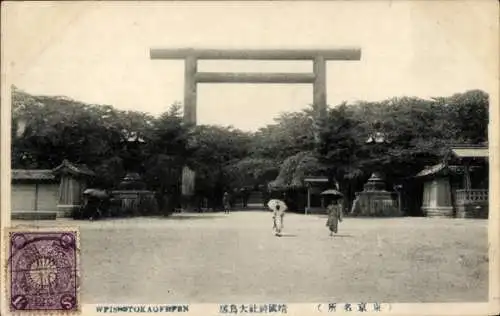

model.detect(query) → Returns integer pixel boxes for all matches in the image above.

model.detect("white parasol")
[83,189,108,199]
[267,199,287,212]
[320,189,343,198]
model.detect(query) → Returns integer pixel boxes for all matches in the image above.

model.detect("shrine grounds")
[15,211,488,303]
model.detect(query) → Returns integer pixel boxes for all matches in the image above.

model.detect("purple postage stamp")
[7,229,80,313]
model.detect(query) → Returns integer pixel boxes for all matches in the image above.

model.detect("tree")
[269,151,327,189]
[317,103,365,181]
[186,125,252,206]
[12,86,489,213]
[437,90,489,144]
[11,87,154,188]
[142,104,190,195]
[251,108,315,161]
[223,158,279,190]
[354,97,448,179]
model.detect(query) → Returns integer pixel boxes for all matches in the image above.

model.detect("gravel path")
[13,211,488,303]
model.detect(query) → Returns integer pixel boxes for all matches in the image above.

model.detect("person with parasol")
[267,197,287,236]
[321,188,344,237]
[82,188,109,220]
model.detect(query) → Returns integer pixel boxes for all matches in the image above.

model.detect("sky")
[3,1,498,131]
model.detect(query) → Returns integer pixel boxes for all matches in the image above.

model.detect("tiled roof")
[12,169,55,181]
[52,159,95,177]
[451,147,488,158]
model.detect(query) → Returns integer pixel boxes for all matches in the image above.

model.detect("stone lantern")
[112,130,157,215]
[118,130,146,190]
[351,125,400,217]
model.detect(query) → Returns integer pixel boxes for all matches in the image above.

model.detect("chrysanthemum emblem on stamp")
[6,229,80,314]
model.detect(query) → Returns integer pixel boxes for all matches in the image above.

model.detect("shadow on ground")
[162,215,224,220]
[90,214,227,221]
[277,233,298,237]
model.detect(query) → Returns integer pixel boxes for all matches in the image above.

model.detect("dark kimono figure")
[223,192,231,214]
[81,195,102,220]
[326,199,343,236]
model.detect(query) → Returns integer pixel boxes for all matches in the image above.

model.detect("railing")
[455,189,488,205]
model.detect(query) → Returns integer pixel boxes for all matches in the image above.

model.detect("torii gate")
[150,47,362,197]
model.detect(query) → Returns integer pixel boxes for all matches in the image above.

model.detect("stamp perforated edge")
[4,226,81,316]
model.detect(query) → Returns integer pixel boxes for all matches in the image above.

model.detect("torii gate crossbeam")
[150,48,362,124]
[150,47,362,198]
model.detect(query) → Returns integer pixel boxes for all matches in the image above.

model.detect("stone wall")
[110,190,159,216]
[423,206,454,218]
[456,202,488,219]
[11,183,59,220]
[352,191,399,217]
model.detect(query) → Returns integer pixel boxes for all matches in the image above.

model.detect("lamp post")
[118,130,146,190]
[363,123,390,192]
[354,123,400,216]
[112,129,159,216]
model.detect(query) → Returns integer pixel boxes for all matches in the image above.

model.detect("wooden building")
[416,163,454,217]
[304,177,329,214]
[416,146,488,218]
[11,160,95,219]
[11,169,59,220]
[52,159,96,217]
[448,146,488,218]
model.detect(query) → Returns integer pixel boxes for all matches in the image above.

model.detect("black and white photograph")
[1,1,499,315]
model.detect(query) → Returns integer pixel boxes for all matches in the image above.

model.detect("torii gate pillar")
[184,55,198,124]
[150,48,362,199]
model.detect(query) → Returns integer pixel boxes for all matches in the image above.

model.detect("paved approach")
[15,211,488,303]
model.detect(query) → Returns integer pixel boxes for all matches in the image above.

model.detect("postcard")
[1,1,499,315]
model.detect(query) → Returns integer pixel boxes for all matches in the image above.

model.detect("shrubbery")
[13,86,488,216]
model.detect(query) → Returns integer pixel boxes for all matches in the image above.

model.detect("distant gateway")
[149,47,362,196]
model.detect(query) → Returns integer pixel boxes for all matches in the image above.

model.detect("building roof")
[415,163,447,178]
[12,169,56,181]
[451,147,488,158]
[52,159,95,177]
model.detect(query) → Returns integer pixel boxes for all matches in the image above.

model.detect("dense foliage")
[11,85,489,213]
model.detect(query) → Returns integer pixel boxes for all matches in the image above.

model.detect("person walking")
[326,199,343,237]
[223,192,231,214]
[268,198,287,236]
[273,205,285,236]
